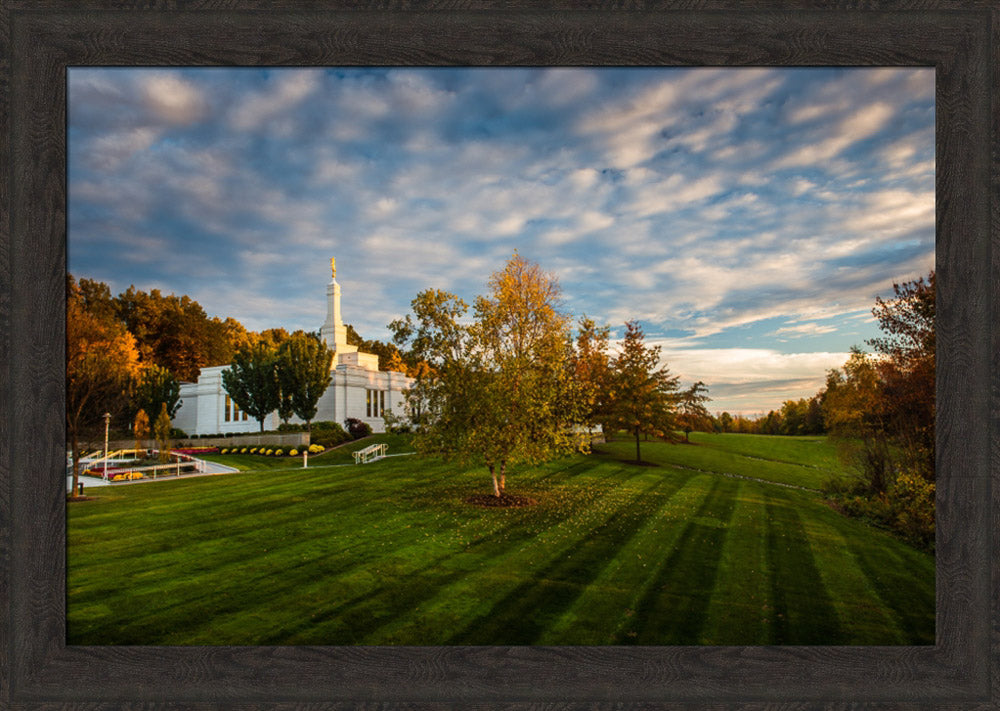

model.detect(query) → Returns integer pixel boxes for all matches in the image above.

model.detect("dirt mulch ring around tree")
[464,493,538,508]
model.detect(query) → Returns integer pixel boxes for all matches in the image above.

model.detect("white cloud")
[771,322,838,337]
[773,102,895,169]
[142,74,206,124]
[229,70,319,131]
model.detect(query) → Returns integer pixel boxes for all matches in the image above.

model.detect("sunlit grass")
[67,434,933,645]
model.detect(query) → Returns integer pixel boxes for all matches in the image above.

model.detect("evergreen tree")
[133,409,150,454]
[677,381,712,442]
[154,402,173,463]
[607,321,679,463]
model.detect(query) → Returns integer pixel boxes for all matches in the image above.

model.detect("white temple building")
[172,259,412,435]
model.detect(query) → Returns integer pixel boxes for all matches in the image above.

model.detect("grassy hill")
[67,433,933,645]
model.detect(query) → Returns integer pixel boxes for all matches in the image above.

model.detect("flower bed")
[172,447,220,455]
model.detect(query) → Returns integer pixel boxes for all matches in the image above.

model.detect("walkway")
[68,458,239,491]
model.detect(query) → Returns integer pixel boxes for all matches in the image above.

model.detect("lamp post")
[103,412,111,481]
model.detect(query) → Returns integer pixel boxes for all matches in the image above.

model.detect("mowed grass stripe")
[799,509,910,644]
[280,468,661,644]
[153,463,660,645]
[444,474,683,645]
[764,493,842,644]
[690,432,844,472]
[598,439,831,490]
[537,472,715,644]
[67,435,934,645]
[699,481,774,644]
[624,475,740,644]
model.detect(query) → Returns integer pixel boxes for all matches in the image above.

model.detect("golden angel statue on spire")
[330,257,336,279]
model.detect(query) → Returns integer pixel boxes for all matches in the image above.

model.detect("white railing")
[84,449,205,482]
[353,443,387,464]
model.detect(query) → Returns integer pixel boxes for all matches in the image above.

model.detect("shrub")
[265,449,273,456]
[310,421,351,449]
[889,472,935,547]
[274,449,284,456]
[250,447,258,454]
[345,418,372,439]
[220,448,228,454]
[278,422,306,432]
[289,449,298,457]
[240,447,248,454]
[308,444,324,454]
[823,470,934,550]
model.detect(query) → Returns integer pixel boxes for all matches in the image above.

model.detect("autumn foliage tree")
[606,321,680,463]
[133,409,149,453]
[677,381,712,442]
[66,278,141,495]
[392,254,583,498]
[867,272,935,480]
[572,316,613,438]
[820,272,935,547]
[470,253,582,496]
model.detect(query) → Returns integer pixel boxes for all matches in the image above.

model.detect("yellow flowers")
[289,449,298,457]
[308,444,324,454]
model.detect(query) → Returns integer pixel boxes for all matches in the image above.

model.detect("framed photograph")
[3,3,995,708]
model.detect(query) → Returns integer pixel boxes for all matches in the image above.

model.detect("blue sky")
[68,67,934,415]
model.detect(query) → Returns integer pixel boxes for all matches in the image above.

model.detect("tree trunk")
[635,426,641,463]
[499,460,506,492]
[490,464,501,497]
[259,418,265,433]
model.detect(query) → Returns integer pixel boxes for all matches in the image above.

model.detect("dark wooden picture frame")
[2,4,995,708]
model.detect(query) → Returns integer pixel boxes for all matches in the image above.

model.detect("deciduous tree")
[277,332,334,434]
[133,409,150,454]
[133,363,182,423]
[573,316,613,438]
[221,342,280,432]
[470,253,581,495]
[392,254,583,498]
[67,281,141,495]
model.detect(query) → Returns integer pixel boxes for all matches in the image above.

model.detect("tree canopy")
[277,332,334,433]
[66,277,142,495]
[606,321,680,463]
[221,342,281,432]
[392,254,583,497]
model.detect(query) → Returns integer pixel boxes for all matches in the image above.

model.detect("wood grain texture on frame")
[1,3,995,708]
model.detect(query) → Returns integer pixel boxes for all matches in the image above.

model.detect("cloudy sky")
[68,67,934,415]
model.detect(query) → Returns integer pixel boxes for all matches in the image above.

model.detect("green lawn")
[67,434,934,646]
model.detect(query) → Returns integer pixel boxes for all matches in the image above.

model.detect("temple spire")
[319,257,356,357]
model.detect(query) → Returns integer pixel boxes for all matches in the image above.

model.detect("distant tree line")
[711,396,825,437]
